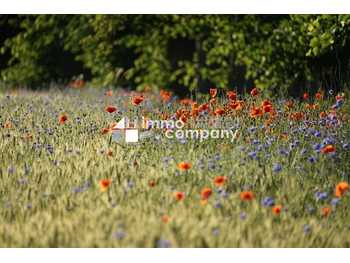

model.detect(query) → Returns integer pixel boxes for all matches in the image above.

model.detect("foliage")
[1,15,350,93]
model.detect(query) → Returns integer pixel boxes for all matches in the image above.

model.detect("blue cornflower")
[162,157,173,168]
[252,139,260,145]
[157,239,172,248]
[332,100,343,109]
[72,187,84,194]
[208,161,216,171]
[8,166,15,175]
[219,190,229,199]
[114,230,126,240]
[214,201,222,209]
[313,143,322,153]
[307,128,316,135]
[319,119,326,126]
[323,137,335,146]
[46,128,54,136]
[314,131,321,137]
[248,151,258,159]
[212,228,220,236]
[83,181,91,189]
[289,142,296,150]
[256,145,263,152]
[127,180,134,189]
[46,144,54,154]
[273,163,282,173]
[303,224,311,234]
[308,156,317,163]
[261,197,275,207]
[248,126,257,133]
[278,148,289,156]
[315,191,328,201]
[239,212,247,220]
[238,146,245,151]
[214,153,221,161]
[263,143,271,150]
[18,178,28,185]
[331,198,340,207]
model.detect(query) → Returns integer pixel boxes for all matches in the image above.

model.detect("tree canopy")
[1,15,350,95]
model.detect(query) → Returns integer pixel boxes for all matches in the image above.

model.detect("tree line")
[0,15,350,95]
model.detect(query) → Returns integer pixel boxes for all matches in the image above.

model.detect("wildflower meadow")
[1,87,349,247]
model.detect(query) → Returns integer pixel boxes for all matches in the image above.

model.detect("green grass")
[0,88,350,247]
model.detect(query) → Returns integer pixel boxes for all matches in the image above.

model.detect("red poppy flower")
[59,114,68,124]
[179,115,188,124]
[250,88,259,96]
[321,144,335,154]
[191,108,199,118]
[229,101,244,111]
[4,120,12,129]
[198,103,209,112]
[315,92,323,100]
[160,90,172,103]
[261,100,272,107]
[240,191,254,201]
[303,92,309,100]
[101,127,111,135]
[227,91,237,101]
[105,105,117,113]
[201,187,213,200]
[174,191,185,201]
[319,111,327,119]
[99,179,112,192]
[148,180,156,188]
[177,162,192,171]
[214,108,225,116]
[322,206,331,217]
[162,215,170,223]
[289,112,304,121]
[210,88,218,98]
[263,104,273,113]
[250,107,263,118]
[132,95,144,106]
[336,95,344,101]
[272,205,282,215]
[214,176,227,187]
[335,182,349,198]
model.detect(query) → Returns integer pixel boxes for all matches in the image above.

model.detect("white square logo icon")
[125,129,139,142]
